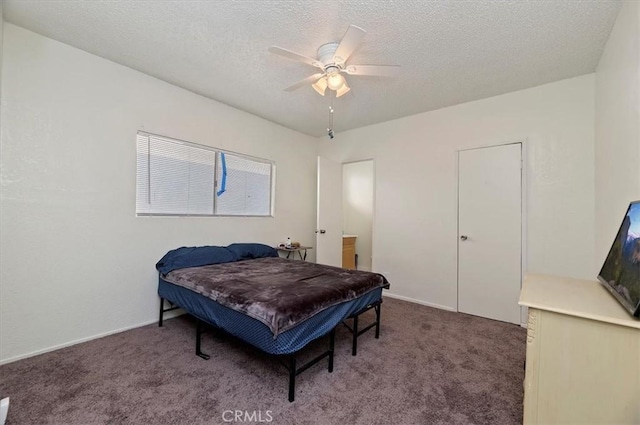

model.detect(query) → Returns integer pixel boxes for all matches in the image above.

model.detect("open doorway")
[342,160,374,271]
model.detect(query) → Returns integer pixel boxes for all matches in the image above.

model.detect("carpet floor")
[0,297,526,425]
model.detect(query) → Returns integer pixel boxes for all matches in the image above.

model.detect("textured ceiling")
[4,0,621,137]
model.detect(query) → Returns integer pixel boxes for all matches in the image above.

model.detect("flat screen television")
[598,200,640,318]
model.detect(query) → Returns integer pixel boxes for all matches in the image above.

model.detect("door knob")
[315,229,326,234]
[460,235,468,241]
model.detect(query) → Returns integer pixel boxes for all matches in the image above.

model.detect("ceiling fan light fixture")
[269,25,400,101]
[326,72,346,91]
[312,77,327,96]
[335,83,351,98]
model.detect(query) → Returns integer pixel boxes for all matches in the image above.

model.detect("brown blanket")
[162,257,389,336]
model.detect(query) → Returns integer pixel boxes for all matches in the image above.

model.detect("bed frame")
[194,317,335,402]
[342,299,382,356]
[158,295,384,401]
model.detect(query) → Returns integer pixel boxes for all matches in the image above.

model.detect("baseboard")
[382,292,457,312]
[0,310,184,366]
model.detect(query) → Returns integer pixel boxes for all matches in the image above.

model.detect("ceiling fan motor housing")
[317,42,342,68]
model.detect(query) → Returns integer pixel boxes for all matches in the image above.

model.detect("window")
[136,132,274,216]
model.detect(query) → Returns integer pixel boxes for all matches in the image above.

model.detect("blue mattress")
[159,278,383,355]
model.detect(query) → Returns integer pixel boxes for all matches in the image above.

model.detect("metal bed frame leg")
[352,315,359,356]
[196,320,211,360]
[375,303,381,339]
[288,356,296,402]
[329,328,335,372]
[341,299,383,356]
[158,297,180,327]
[159,298,164,327]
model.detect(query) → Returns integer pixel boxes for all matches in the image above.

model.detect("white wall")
[343,160,373,271]
[595,0,640,264]
[319,75,595,311]
[0,24,318,363]
[0,2,3,64]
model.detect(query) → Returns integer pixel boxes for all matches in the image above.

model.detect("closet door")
[458,143,522,324]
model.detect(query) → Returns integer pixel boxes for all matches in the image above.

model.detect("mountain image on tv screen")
[599,202,640,313]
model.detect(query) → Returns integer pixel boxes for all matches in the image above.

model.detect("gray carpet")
[0,298,526,425]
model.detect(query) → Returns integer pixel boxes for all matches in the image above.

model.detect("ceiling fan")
[269,25,400,98]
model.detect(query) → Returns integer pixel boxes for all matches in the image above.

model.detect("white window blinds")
[215,152,272,216]
[136,132,273,216]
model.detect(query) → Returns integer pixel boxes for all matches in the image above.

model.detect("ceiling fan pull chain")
[327,95,335,139]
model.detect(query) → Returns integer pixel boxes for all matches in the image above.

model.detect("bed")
[156,243,389,402]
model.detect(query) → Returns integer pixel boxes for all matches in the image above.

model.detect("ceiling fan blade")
[269,46,322,68]
[344,64,400,77]
[284,73,325,92]
[333,25,366,64]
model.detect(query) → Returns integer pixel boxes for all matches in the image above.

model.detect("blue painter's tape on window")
[216,152,227,197]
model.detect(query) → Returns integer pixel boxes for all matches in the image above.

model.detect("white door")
[316,156,343,267]
[458,143,522,324]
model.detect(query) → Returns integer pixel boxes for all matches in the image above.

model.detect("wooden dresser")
[342,236,357,269]
[519,274,640,424]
